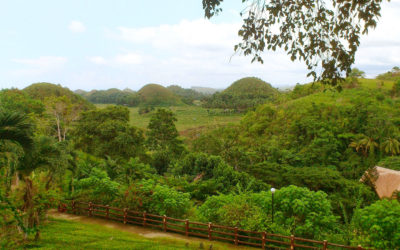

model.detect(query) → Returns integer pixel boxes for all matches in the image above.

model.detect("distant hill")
[74,89,88,95]
[167,85,206,105]
[191,86,222,95]
[376,66,400,82]
[24,82,92,108]
[76,88,139,107]
[204,77,279,110]
[138,84,182,106]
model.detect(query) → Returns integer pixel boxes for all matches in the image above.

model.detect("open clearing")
[95,104,243,132]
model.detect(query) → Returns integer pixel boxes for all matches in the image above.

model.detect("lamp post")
[271,187,276,223]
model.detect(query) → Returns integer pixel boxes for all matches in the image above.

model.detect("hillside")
[376,66,400,82]
[138,84,182,106]
[167,85,205,105]
[23,82,92,108]
[78,88,140,106]
[204,77,279,109]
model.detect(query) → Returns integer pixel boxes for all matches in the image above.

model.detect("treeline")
[1,76,400,249]
[77,84,207,107]
[75,77,281,111]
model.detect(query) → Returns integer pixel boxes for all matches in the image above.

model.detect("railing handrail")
[60,201,364,250]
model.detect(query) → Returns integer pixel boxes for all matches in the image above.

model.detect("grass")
[22,218,243,250]
[358,78,394,90]
[95,104,243,132]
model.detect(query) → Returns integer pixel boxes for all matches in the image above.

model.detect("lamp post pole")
[271,187,276,223]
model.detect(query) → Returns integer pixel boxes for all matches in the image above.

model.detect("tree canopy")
[202,0,387,87]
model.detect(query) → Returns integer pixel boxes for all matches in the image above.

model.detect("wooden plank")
[293,243,319,249]
[189,221,208,226]
[265,238,291,246]
[212,235,234,242]
[165,217,186,222]
[126,215,143,221]
[237,228,263,234]
[146,218,162,224]
[212,230,236,237]
[189,226,208,232]
[166,227,186,234]
[165,222,185,228]
[237,240,262,247]
[212,224,235,230]
[188,232,208,238]
[126,220,143,226]
[237,234,262,240]
[147,213,163,219]
[294,236,324,244]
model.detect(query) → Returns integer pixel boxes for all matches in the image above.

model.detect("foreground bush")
[352,199,400,249]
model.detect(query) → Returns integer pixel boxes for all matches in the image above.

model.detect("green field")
[22,218,243,249]
[95,104,243,132]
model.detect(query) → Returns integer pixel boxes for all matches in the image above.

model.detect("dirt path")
[48,210,249,249]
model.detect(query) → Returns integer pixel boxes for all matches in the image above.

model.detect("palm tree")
[19,135,66,240]
[0,111,33,150]
[381,137,400,156]
[349,134,378,157]
[0,111,33,190]
[0,111,34,238]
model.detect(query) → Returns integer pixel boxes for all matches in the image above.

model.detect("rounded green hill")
[223,77,278,97]
[204,77,279,109]
[23,82,92,108]
[138,84,182,106]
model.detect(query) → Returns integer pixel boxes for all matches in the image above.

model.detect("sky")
[1,0,400,91]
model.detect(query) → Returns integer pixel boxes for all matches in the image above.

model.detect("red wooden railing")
[59,201,364,250]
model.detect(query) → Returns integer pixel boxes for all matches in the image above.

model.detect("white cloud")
[117,19,239,51]
[68,21,86,33]
[81,3,400,90]
[12,56,67,76]
[114,53,142,65]
[351,1,400,76]
[88,56,107,65]
[87,53,143,66]
[13,56,67,68]
[111,19,310,88]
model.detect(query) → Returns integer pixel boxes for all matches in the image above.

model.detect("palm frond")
[0,110,33,150]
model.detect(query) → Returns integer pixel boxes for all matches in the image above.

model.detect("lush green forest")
[1,74,400,249]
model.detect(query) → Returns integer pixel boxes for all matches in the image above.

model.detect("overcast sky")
[1,0,399,91]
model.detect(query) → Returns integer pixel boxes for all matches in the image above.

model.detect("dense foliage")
[1,77,399,248]
[78,88,140,107]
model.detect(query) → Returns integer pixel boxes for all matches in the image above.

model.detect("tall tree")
[146,108,183,153]
[0,111,33,151]
[73,106,144,161]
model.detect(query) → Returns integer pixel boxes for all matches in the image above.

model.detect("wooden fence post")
[106,205,109,219]
[163,215,167,232]
[123,208,128,224]
[323,240,328,250]
[143,211,146,227]
[208,222,212,241]
[88,202,92,216]
[234,227,238,245]
[185,219,189,236]
[290,235,295,250]
[262,232,266,249]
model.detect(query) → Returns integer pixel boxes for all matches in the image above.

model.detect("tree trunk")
[55,113,62,142]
